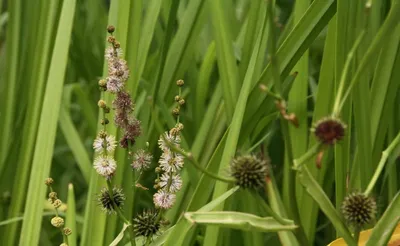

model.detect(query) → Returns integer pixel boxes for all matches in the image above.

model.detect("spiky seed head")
[51,216,64,228]
[107,25,115,34]
[341,192,376,227]
[63,227,72,236]
[133,210,161,238]
[312,117,346,145]
[97,187,125,214]
[45,178,54,186]
[230,155,269,189]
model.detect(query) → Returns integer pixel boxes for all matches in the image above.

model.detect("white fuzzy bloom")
[93,135,117,153]
[159,173,182,193]
[94,156,117,178]
[158,152,184,173]
[109,59,130,82]
[106,76,124,93]
[153,190,176,209]
[157,132,181,152]
[131,149,153,171]
[105,47,123,60]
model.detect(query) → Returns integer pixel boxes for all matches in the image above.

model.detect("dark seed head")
[341,192,376,228]
[97,187,125,214]
[107,25,115,34]
[230,155,269,189]
[312,117,346,145]
[133,210,161,238]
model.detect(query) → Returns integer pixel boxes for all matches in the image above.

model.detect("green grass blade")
[185,212,297,232]
[59,100,91,183]
[19,0,76,244]
[208,0,240,119]
[365,192,400,246]
[66,184,77,246]
[203,11,266,245]
[297,167,355,246]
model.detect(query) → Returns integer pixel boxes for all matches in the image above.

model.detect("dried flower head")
[97,187,125,214]
[341,192,376,228]
[51,216,64,228]
[133,210,161,238]
[107,25,115,34]
[159,173,182,193]
[230,155,269,189]
[312,117,346,145]
[94,156,117,178]
[93,134,117,153]
[153,190,176,209]
[131,149,153,171]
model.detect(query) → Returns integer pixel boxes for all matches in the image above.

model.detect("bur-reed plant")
[1,0,400,245]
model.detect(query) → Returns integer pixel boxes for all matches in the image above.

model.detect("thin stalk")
[106,181,135,246]
[354,226,361,244]
[293,143,322,169]
[266,1,309,245]
[164,136,235,184]
[364,131,400,196]
[332,30,365,116]
[251,191,293,225]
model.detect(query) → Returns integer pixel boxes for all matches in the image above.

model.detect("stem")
[354,226,361,244]
[106,181,136,246]
[364,131,400,196]
[165,137,236,183]
[293,143,322,169]
[252,191,293,225]
[266,1,309,245]
[332,31,365,116]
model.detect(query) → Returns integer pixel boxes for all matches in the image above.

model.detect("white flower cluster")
[104,46,130,94]
[153,130,184,209]
[93,133,117,179]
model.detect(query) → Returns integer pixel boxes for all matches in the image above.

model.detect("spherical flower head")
[159,173,182,193]
[53,199,62,208]
[45,177,54,186]
[51,216,64,228]
[97,187,125,214]
[133,210,161,238]
[153,190,176,209]
[106,76,124,94]
[93,134,117,153]
[158,152,184,173]
[312,117,346,145]
[63,227,72,236]
[158,132,181,152]
[94,156,117,178]
[230,155,269,189]
[341,192,376,228]
[131,149,153,171]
